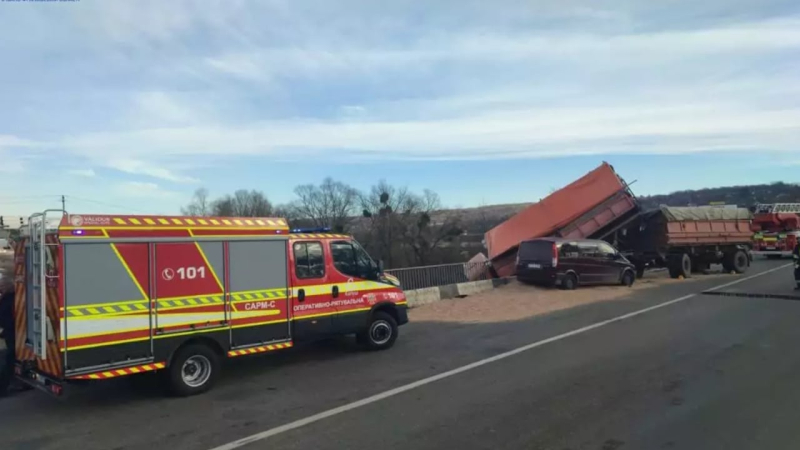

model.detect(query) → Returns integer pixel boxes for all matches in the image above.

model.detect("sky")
[0,0,798,216]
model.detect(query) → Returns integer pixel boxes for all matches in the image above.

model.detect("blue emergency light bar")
[291,227,332,234]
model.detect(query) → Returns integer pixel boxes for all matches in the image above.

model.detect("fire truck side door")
[290,240,333,340]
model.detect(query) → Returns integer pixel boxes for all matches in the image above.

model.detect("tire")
[668,254,691,279]
[168,344,220,397]
[621,270,635,287]
[732,250,749,274]
[359,312,398,351]
[561,273,578,290]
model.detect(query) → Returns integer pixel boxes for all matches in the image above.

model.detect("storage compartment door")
[63,243,152,371]
[229,240,290,348]
[154,242,226,335]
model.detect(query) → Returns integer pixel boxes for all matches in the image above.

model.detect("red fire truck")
[751,203,800,258]
[12,211,407,396]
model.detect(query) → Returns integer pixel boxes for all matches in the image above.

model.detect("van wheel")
[561,273,578,290]
[168,344,220,396]
[621,271,635,287]
[358,312,398,351]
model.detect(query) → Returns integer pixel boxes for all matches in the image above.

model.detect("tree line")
[181,178,470,269]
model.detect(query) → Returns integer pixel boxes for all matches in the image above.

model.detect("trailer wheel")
[168,344,220,396]
[668,254,691,279]
[358,312,398,351]
[561,273,578,290]
[732,250,749,274]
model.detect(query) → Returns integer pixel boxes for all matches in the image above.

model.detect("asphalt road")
[1,258,796,450]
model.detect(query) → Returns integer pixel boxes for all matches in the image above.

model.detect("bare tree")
[358,181,419,268]
[404,190,463,266]
[293,178,359,232]
[181,188,211,216]
[357,182,462,267]
[211,190,275,217]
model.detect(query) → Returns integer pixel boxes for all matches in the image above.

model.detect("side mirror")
[377,260,384,273]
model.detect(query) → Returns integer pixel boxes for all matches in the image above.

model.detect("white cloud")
[106,159,199,184]
[0,134,35,148]
[54,101,800,161]
[68,168,96,178]
[2,3,800,181]
[113,181,180,198]
[133,92,197,124]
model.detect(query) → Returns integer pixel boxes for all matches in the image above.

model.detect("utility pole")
[61,195,66,212]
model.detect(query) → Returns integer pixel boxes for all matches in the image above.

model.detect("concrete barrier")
[405,287,441,308]
[404,277,514,308]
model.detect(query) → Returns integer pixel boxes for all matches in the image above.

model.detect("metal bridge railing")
[385,261,492,291]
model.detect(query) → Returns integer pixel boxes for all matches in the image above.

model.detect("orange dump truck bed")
[484,162,637,277]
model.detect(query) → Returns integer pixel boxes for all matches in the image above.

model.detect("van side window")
[293,241,325,279]
[331,240,372,279]
[597,242,617,258]
[577,242,599,258]
[560,243,580,258]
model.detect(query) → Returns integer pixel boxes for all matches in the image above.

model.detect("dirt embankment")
[409,270,732,324]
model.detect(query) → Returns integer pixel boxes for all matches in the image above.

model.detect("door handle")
[298,288,305,302]
[332,286,339,298]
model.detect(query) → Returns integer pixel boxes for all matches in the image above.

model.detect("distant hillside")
[638,182,800,210]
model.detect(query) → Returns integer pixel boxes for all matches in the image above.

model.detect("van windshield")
[518,241,554,261]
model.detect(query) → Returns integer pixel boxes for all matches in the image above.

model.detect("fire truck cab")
[751,203,800,258]
[13,211,407,396]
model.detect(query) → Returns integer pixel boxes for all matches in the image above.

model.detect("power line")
[66,195,150,214]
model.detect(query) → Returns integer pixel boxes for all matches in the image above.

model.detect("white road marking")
[209,263,793,450]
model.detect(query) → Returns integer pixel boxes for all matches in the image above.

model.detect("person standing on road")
[793,242,800,290]
[0,258,16,396]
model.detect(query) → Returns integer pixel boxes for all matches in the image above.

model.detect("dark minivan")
[516,238,636,289]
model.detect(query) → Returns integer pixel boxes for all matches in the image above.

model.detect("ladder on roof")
[26,209,63,360]
[755,203,800,214]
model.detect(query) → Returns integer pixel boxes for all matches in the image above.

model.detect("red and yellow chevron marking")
[69,362,166,380]
[228,341,293,357]
[291,233,349,239]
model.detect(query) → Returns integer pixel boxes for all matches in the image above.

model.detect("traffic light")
[0,216,4,228]
[19,217,23,226]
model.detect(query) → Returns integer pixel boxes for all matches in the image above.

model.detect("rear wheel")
[358,312,398,351]
[668,254,691,279]
[168,344,220,396]
[621,270,635,287]
[561,273,578,290]
[732,250,749,274]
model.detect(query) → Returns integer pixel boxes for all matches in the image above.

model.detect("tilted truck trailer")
[751,203,800,258]
[606,206,753,279]
[12,211,407,397]
[484,162,640,277]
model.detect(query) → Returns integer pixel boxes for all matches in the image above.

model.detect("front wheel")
[358,312,398,351]
[168,344,220,396]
